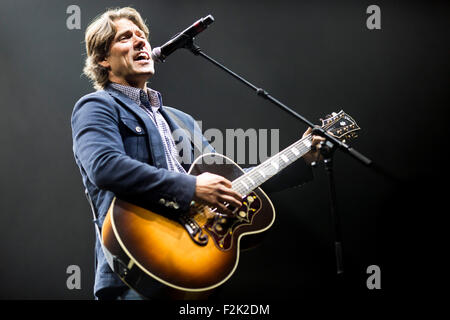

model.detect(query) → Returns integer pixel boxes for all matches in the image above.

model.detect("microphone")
[151,15,214,62]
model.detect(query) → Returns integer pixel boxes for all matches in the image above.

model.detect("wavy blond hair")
[83,7,150,90]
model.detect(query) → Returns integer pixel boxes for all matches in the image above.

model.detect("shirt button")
[159,198,165,205]
[135,126,142,133]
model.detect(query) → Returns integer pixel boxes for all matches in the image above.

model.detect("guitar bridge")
[179,213,209,246]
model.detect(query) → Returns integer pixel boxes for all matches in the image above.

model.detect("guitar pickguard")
[203,192,262,251]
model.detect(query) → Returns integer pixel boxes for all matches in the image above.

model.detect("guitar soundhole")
[204,192,261,251]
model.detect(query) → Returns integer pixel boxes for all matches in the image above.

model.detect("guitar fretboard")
[232,134,313,196]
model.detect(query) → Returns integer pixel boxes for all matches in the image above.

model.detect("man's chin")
[134,60,154,71]
[139,66,155,76]
[132,68,155,79]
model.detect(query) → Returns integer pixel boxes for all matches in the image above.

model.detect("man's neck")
[109,77,148,90]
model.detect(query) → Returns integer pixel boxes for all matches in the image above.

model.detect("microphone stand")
[316,139,344,275]
[181,37,374,276]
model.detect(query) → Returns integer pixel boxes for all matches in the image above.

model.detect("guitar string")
[192,117,342,223]
[193,134,313,224]
[232,134,313,195]
[232,116,341,195]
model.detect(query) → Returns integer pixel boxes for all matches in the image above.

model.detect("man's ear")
[98,57,110,69]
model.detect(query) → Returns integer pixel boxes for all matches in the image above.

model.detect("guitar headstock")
[321,110,360,142]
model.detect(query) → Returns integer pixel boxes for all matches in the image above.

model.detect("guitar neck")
[232,134,313,196]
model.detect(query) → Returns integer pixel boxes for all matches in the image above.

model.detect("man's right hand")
[194,172,243,215]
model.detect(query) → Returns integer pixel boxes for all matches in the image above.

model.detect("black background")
[0,0,447,304]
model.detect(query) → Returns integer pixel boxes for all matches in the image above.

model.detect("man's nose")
[133,35,146,50]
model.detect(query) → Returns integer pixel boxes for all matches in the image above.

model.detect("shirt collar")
[109,82,162,109]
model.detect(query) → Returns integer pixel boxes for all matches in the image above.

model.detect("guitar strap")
[85,189,101,240]
[85,189,117,276]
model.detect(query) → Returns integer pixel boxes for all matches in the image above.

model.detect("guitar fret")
[302,139,312,148]
[271,161,279,170]
[229,111,360,209]
[232,135,314,196]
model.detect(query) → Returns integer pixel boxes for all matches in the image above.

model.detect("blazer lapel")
[159,106,195,170]
[105,86,168,169]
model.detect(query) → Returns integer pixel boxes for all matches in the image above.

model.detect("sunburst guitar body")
[102,154,274,298]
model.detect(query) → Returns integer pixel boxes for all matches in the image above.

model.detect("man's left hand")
[302,127,326,166]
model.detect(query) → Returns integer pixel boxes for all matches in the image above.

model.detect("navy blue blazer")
[71,84,313,299]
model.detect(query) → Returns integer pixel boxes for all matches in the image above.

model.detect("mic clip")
[183,38,202,55]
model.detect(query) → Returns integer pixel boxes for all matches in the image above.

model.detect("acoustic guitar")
[101,110,360,298]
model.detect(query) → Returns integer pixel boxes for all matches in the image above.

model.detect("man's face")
[100,18,154,88]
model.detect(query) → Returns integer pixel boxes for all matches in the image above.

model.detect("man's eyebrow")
[115,28,145,40]
[115,29,132,40]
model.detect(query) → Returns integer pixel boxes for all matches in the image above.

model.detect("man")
[72,7,324,300]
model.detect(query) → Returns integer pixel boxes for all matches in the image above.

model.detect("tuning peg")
[345,132,358,140]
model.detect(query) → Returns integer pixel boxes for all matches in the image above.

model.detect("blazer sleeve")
[71,93,197,214]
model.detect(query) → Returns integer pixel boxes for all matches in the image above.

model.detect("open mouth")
[134,51,150,62]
